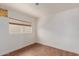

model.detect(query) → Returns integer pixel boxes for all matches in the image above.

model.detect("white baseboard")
[2,41,36,56]
[37,41,79,54]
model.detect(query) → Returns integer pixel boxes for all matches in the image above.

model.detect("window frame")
[9,17,32,34]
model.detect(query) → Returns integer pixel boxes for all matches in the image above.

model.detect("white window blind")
[9,18,32,34]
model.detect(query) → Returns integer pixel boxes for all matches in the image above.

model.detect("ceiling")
[0,3,79,18]
[36,3,79,13]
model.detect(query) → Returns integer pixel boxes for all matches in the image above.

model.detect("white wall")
[0,9,36,55]
[9,34,34,52]
[37,8,79,54]
[0,17,9,55]
[8,10,36,55]
[8,10,34,22]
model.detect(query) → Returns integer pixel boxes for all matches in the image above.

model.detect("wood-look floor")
[5,43,79,56]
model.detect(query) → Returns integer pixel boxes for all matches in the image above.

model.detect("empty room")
[0,3,79,56]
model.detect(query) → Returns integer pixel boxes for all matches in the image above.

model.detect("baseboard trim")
[37,41,79,55]
[3,42,36,56]
[2,41,79,56]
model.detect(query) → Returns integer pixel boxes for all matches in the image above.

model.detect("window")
[9,18,32,34]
